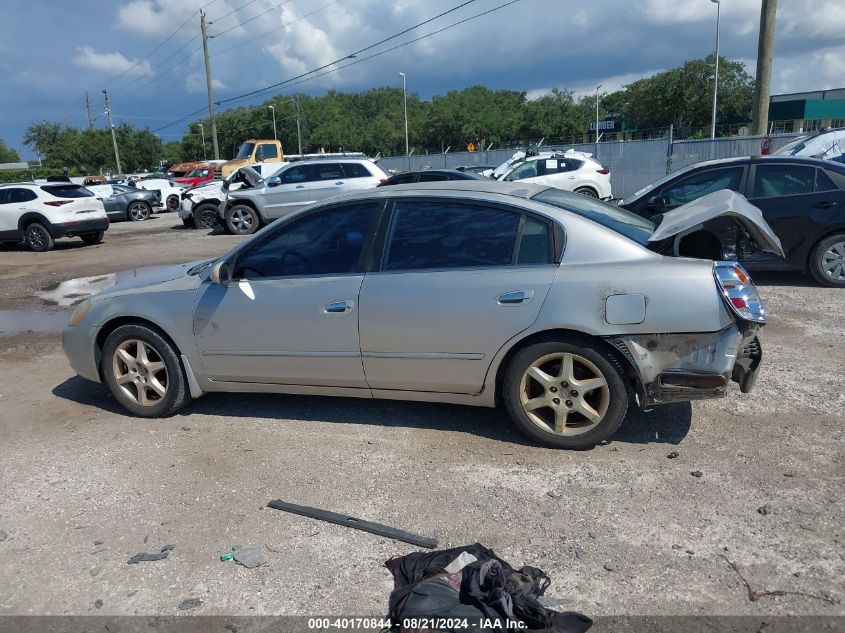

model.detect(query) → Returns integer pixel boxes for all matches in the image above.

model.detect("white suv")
[220,158,388,234]
[496,151,612,199]
[0,183,109,251]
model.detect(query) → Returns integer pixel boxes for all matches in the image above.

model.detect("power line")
[213,0,341,56]
[211,0,295,38]
[208,0,261,24]
[217,0,480,107]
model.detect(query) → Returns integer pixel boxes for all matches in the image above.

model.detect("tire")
[226,204,260,235]
[808,233,845,287]
[502,338,628,449]
[574,187,598,198]
[166,195,180,212]
[193,203,220,229]
[101,324,190,418]
[127,201,151,222]
[24,222,54,252]
[81,231,104,245]
[182,218,193,228]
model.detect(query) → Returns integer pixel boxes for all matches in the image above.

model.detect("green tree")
[0,139,20,162]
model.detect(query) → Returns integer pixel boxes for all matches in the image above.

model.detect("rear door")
[302,163,350,203]
[0,188,19,236]
[358,198,558,394]
[746,162,845,264]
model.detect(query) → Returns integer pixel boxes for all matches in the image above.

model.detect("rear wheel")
[503,338,628,449]
[226,204,260,235]
[574,187,598,198]
[101,324,189,418]
[81,231,104,245]
[128,201,151,222]
[166,194,180,212]
[25,222,54,252]
[809,233,845,287]
[193,203,220,229]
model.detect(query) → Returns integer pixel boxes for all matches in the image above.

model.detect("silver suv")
[219,158,388,234]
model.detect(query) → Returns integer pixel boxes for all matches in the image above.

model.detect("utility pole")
[595,84,602,157]
[710,0,721,139]
[268,105,277,141]
[200,10,220,159]
[294,97,303,157]
[102,89,122,175]
[751,0,777,136]
[85,92,95,129]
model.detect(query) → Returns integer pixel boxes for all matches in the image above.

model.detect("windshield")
[187,168,209,178]
[235,142,255,159]
[533,188,655,246]
[773,136,809,156]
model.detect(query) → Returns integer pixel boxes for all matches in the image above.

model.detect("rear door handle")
[814,201,837,209]
[296,184,305,189]
[497,290,534,305]
[322,300,354,314]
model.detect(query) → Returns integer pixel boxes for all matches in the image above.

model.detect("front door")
[359,199,558,394]
[193,201,381,386]
[262,164,318,219]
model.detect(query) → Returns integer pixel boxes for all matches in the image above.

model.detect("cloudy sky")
[2,0,844,158]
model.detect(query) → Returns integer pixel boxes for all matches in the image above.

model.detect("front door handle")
[296,184,305,189]
[497,290,534,305]
[334,181,345,185]
[814,201,837,209]
[322,300,354,314]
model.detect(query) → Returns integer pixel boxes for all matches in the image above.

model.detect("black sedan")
[87,184,160,222]
[621,156,845,287]
[379,168,488,186]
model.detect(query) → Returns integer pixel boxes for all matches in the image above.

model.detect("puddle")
[0,309,68,336]
[35,274,117,307]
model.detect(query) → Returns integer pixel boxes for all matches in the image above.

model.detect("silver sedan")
[62,182,779,448]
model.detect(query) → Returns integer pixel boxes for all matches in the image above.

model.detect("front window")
[279,164,314,184]
[235,142,255,159]
[232,203,379,278]
[383,202,521,271]
[187,168,210,178]
[533,189,654,246]
[662,167,744,206]
[504,161,539,181]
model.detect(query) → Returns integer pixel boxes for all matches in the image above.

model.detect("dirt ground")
[0,215,843,618]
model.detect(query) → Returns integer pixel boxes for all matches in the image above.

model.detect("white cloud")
[72,46,152,76]
[185,73,227,94]
[773,45,845,94]
[116,0,209,36]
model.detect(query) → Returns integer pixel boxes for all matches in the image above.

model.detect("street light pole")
[710,0,721,139]
[399,72,409,156]
[199,123,206,161]
[268,105,277,141]
[595,84,602,157]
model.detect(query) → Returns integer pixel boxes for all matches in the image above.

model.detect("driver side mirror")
[647,194,668,209]
[267,176,281,188]
[209,260,232,285]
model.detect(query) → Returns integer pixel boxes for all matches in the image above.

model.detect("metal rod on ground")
[710,0,721,139]
[751,0,777,136]
[267,499,438,548]
[200,10,220,160]
[102,90,122,175]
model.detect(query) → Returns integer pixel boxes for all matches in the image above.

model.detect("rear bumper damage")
[608,324,762,408]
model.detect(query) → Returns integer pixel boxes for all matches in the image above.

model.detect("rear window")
[342,163,373,179]
[533,189,655,246]
[40,184,94,199]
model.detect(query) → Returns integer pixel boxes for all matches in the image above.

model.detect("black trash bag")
[385,543,592,633]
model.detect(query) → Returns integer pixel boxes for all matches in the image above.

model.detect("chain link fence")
[375,131,806,199]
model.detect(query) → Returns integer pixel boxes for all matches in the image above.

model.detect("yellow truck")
[214,139,285,179]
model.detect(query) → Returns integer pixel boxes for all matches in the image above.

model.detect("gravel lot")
[0,215,843,618]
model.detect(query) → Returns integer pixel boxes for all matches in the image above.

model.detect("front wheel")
[226,205,260,235]
[193,203,220,229]
[503,338,628,449]
[808,233,845,287]
[101,324,190,418]
[81,231,104,245]
[166,195,180,212]
[25,222,54,252]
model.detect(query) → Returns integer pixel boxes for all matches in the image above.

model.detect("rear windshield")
[533,189,654,246]
[40,184,94,199]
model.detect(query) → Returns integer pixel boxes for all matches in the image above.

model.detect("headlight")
[68,299,91,326]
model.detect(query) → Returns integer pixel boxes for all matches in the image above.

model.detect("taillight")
[596,168,610,175]
[44,200,73,207]
[713,262,766,323]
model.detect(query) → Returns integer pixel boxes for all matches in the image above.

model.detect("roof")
[339,179,549,199]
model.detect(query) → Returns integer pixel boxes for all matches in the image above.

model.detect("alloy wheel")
[128,202,149,221]
[198,208,217,228]
[231,208,254,232]
[27,225,48,249]
[519,352,610,436]
[112,339,169,406]
[821,240,845,282]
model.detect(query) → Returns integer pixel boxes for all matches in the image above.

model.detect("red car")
[171,163,214,188]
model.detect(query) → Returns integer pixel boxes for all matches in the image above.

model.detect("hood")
[92,259,210,299]
[649,189,784,257]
